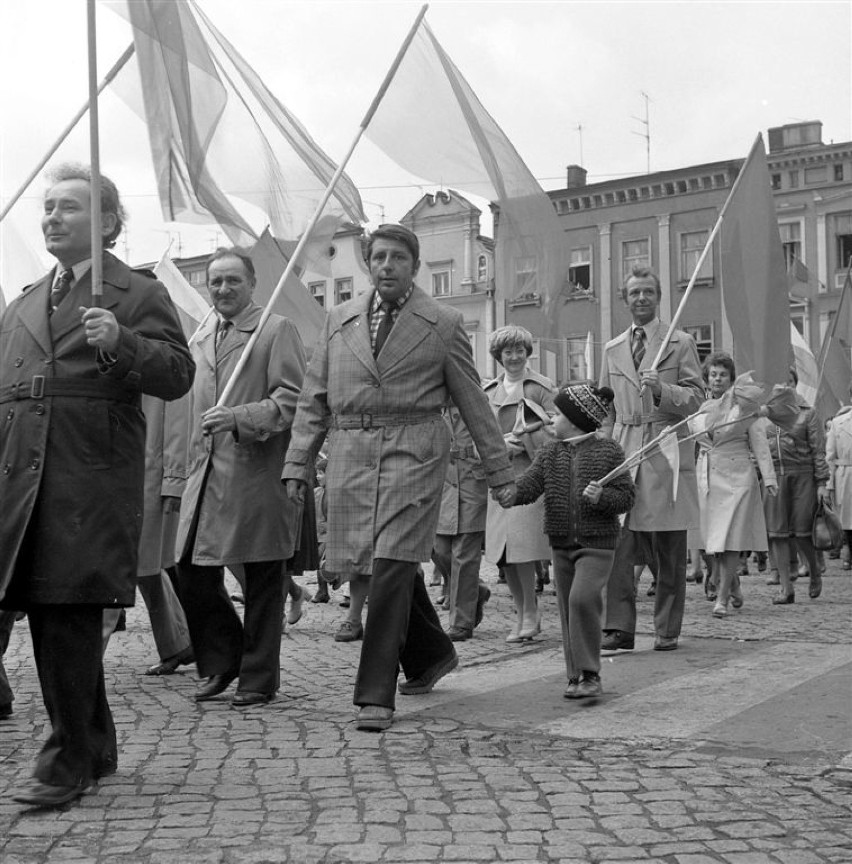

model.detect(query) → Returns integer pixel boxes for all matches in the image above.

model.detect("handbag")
[812,499,844,551]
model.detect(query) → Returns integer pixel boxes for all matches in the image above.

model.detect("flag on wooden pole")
[108,0,366,261]
[790,323,819,407]
[815,263,852,419]
[719,134,791,386]
[363,16,568,333]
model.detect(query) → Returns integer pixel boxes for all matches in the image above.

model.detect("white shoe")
[287,587,311,625]
[712,601,728,618]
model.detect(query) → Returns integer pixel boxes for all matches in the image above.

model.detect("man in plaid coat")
[283,224,514,731]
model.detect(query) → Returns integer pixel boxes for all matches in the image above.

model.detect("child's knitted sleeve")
[591,440,635,516]
[513,444,549,506]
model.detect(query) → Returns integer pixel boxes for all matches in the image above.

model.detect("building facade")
[511,121,852,388]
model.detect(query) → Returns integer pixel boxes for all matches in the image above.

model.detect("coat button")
[35,404,45,415]
[30,459,40,470]
[14,358,23,367]
[5,409,13,421]
[2,464,10,474]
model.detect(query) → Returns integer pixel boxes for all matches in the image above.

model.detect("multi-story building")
[401,190,495,377]
[511,120,851,387]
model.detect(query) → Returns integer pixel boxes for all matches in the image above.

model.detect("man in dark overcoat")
[283,224,515,732]
[0,165,194,807]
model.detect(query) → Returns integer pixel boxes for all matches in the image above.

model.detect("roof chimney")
[565,164,587,189]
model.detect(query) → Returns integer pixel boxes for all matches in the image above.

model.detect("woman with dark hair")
[762,369,830,604]
[483,325,555,642]
[692,352,777,618]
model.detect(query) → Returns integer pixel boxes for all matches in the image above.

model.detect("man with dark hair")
[598,265,704,653]
[0,164,194,807]
[283,224,515,731]
[176,247,306,707]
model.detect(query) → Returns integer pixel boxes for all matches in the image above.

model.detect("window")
[187,268,206,287]
[515,256,538,297]
[805,166,827,185]
[477,255,488,283]
[622,238,650,282]
[568,247,592,293]
[334,278,352,305]
[564,336,591,383]
[683,324,713,363]
[309,281,326,307]
[778,222,802,271]
[432,270,451,297]
[835,213,852,272]
[679,231,712,282]
[835,164,845,182]
[789,170,799,188]
[771,173,781,190]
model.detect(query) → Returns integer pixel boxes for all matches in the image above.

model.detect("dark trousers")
[604,528,687,638]
[354,559,455,710]
[0,609,17,709]
[432,531,484,632]
[177,559,284,695]
[552,546,613,678]
[28,605,117,787]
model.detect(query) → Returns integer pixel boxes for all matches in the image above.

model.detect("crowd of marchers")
[1,164,850,809]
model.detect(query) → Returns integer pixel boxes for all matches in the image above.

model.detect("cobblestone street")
[2,558,851,864]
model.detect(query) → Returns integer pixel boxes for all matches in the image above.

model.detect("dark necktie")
[632,326,646,370]
[373,300,395,358]
[216,319,232,354]
[50,268,74,314]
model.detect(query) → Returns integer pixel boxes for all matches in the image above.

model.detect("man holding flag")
[0,164,194,808]
[599,266,704,653]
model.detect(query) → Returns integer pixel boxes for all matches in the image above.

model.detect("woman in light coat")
[484,325,555,642]
[826,390,852,569]
[692,353,777,618]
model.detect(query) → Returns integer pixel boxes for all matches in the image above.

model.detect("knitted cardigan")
[514,435,635,549]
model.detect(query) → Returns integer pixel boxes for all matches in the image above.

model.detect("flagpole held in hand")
[215,5,429,408]
[87,0,103,307]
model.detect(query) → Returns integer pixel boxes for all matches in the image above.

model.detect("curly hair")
[489,325,533,364]
[702,351,736,383]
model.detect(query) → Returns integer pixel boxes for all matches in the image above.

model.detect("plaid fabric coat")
[282,286,513,577]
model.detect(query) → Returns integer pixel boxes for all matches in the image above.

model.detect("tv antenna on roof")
[632,91,651,174]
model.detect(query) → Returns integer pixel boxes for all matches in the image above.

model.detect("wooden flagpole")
[641,134,763,393]
[87,0,104,306]
[215,4,429,408]
[0,44,135,226]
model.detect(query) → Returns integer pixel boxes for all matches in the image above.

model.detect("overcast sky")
[1,0,850,283]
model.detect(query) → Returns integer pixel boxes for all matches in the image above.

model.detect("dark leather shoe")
[232,691,273,706]
[195,671,238,702]
[398,651,458,695]
[447,626,472,642]
[145,648,194,676]
[600,630,634,652]
[13,781,86,807]
[772,592,795,605]
[475,585,491,627]
[0,704,12,720]
[654,636,678,651]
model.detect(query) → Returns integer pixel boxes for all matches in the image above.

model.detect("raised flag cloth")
[107,0,366,261]
[363,17,569,334]
[815,263,852,420]
[719,135,791,387]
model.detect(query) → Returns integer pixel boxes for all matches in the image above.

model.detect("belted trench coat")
[0,253,194,607]
[599,323,704,532]
[282,286,513,577]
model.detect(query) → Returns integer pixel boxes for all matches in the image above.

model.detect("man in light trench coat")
[598,265,704,652]
[283,224,515,732]
[176,247,306,707]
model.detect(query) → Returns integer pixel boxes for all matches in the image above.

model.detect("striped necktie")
[50,268,74,314]
[373,300,395,357]
[631,326,646,370]
[216,319,232,354]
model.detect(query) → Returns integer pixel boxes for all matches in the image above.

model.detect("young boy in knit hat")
[508,383,635,698]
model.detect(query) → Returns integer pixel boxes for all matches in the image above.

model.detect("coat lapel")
[16,272,54,356]
[611,330,640,387]
[50,253,127,345]
[339,292,376,377]
[376,288,434,374]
